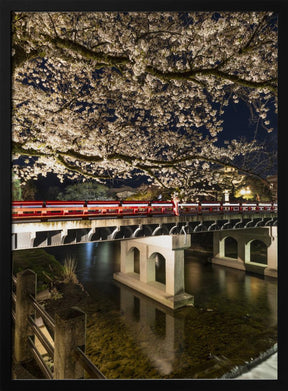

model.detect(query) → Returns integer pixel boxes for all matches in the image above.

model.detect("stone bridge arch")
[149,252,166,285]
[219,234,239,259]
[125,241,170,287]
[211,227,277,277]
[123,244,143,275]
[115,235,194,309]
[245,239,268,265]
[126,246,140,273]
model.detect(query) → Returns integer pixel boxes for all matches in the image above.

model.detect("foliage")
[12,176,40,201]
[57,181,114,200]
[44,185,62,201]
[125,184,171,200]
[11,11,277,199]
[12,175,22,200]
[12,249,64,292]
[50,287,63,300]
[62,256,78,284]
[21,179,38,200]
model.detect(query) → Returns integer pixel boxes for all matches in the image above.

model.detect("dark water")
[45,240,277,379]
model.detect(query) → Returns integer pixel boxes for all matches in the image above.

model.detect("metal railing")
[12,271,106,379]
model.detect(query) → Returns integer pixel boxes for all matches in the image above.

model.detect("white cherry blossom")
[12,11,277,198]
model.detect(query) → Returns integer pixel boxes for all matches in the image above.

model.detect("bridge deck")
[12,211,277,251]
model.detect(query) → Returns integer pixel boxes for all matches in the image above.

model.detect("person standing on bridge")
[172,194,180,216]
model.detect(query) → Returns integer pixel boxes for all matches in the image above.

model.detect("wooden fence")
[12,269,106,379]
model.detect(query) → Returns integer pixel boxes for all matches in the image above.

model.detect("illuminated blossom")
[11,11,277,197]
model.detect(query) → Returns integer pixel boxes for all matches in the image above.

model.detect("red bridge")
[12,200,277,222]
[11,200,278,308]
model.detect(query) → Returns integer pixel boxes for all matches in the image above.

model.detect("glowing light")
[240,187,251,196]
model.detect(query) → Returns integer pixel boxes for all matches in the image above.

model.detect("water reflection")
[45,241,277,377]
[184,252,277,328]
[47,241,120,301]
[46,242,277,329]
[117,283,184,375]
[84,241,96,264]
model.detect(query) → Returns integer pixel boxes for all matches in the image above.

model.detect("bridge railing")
[12,200,278,221]
[12,269,106,379]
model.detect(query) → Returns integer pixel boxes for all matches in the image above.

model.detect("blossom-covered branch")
[12,11,278,198]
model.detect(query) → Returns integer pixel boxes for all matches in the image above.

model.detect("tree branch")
[55,155,110,180]
[145,65,277,94]
[12,141,270,187]
[43,34,130,67]
[12,45,45,73]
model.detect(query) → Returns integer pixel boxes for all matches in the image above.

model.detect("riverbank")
[235,351,277,379]
[12,279,278,380]
[12,246,277,380]
[222,343,277,379]
[12,249,63,292]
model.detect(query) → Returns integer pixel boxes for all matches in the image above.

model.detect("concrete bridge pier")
[212,231,246,272]
[264,227,278,278]
[211,227,277,278]
[113,235,194,310]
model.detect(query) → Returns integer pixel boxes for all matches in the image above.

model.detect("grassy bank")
[12,249,64,292]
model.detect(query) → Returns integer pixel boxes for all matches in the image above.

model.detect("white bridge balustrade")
[114,235,194,310]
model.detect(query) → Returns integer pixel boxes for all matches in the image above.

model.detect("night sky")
[219,100,277,146]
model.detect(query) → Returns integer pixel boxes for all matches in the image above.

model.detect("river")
[45,238,277,379]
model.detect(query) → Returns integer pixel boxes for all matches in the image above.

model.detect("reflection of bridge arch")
[118,283,185,375]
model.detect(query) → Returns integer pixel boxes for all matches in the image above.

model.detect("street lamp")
[223,189,230,202]
[239,187,251,199]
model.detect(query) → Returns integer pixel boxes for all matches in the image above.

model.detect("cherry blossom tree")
[11,11,278,200]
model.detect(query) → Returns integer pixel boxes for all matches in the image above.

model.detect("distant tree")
[12,176,22,200]
[125,184,172,200]
[12,175,39,201]
[45,185,62,201]
[21,180,38,200]
[57,181,114,200]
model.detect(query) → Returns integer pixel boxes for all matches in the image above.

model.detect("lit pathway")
[236,353,277,379]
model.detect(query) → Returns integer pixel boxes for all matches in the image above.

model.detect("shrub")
[63,256,78,284]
